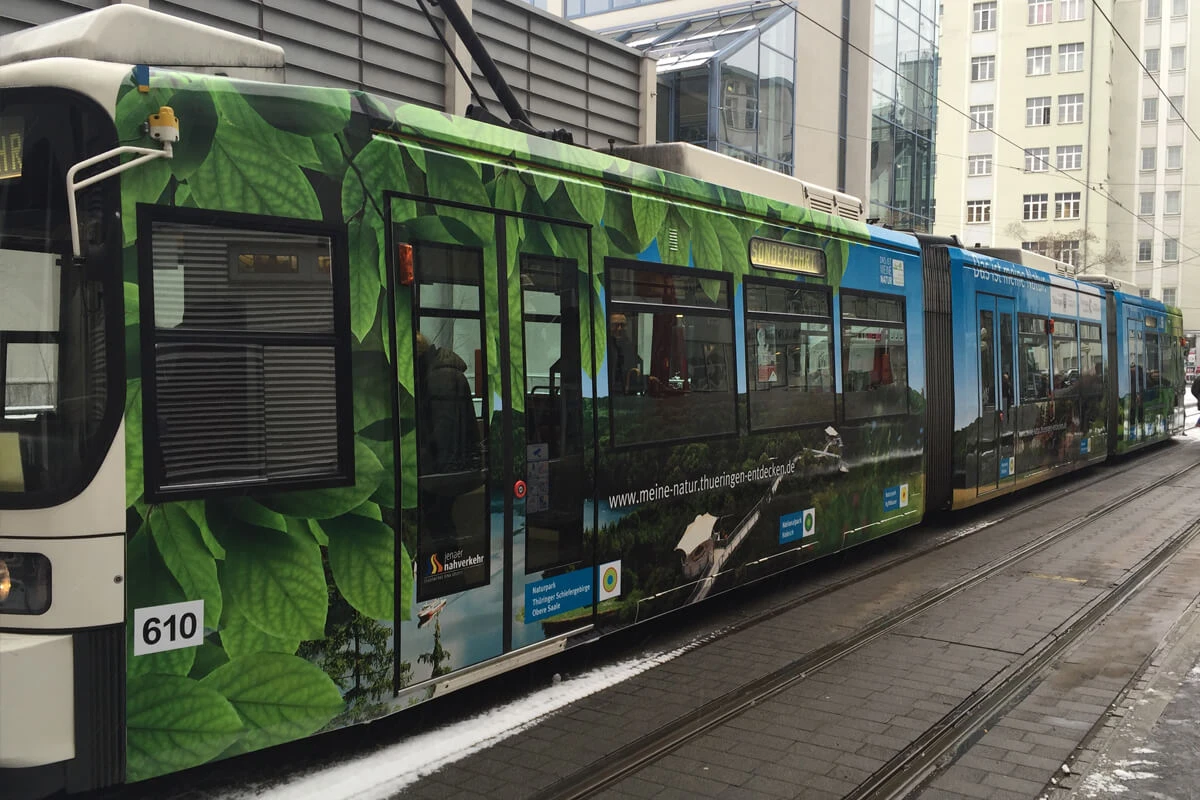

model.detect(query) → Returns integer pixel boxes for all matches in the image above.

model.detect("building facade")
[1,0,654,151]
[935,0,1199,329]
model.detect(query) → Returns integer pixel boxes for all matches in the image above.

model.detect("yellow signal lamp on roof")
[148,106,180,144]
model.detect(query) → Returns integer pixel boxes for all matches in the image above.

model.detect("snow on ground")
[230,643,702,800]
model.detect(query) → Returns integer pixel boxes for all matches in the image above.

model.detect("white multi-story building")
[936,0,1199,329]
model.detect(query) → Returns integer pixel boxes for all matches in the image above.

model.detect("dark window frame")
[604,259,737,450]
[839,288,911,420]
[743,275,836,432]
[137,205,354,502]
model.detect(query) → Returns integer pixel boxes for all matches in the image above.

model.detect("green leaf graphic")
[186,86,321,219]
[190,642,230,680]
[631,193,668,251]
[691,218,721,269]
[125,379,144,508]
[179,500,225,559]
[346,218,381,342]
[565,179,604,225]
[320,513,396,620]
[121,157,171,247]
[244,85,352,136]
[150,505,222,629]
[126,674,244,782]
[257,440,384,519]
[200,653,344,754]
[219,596,302,660]
[426,152,490,208]
[164,89,218,180]
[124,282,140,326]
[126,531,196,679]
[221,524,327,642]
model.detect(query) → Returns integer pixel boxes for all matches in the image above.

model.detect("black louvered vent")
[66,625,125,792]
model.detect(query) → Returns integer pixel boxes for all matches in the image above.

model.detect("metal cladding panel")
[149,0,262,36]
[3,0,645,153]
[920,240,954,512]
[2,0,103,35]
[65,625,125,793]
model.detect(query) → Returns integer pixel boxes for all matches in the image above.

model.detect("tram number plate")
[134,600,204,656]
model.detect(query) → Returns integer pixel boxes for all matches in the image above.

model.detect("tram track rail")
[531,455,1200,800]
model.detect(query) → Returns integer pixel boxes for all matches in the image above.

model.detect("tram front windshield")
[0,92,119,505]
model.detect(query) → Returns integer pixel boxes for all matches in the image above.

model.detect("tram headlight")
[0,552,52,614]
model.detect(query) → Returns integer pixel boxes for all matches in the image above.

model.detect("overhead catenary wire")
[772,0,1200,266]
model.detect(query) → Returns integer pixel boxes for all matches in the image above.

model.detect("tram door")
[393,197,591,681]
[978,296,1017,494]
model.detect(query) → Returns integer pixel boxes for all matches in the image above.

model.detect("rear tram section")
[0,10,1185,798]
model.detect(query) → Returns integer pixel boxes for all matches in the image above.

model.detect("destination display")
[0,116,23,181]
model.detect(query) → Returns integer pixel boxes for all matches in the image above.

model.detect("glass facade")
[618,6,797,175]
[871,0,937,231]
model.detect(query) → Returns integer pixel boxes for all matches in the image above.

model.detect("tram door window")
[1127,321,1145,432]
[411,243,490,600]
[978,296,1016,493]
[1145,330,1162,405]
[520,256,584,573]
[1079,322,1105,441]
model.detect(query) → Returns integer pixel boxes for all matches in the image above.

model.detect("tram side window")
[841,291,908,419]
[145,219,350,498]
[1080,323,1103,387]
[607,263,735,445]
[745,281,834,430]
[1052,319,1079,394]
[1018,315,1051,401]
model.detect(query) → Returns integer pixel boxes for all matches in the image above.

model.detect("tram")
[0,7,1184,798]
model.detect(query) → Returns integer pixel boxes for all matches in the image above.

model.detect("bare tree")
[1003,224,1123,276]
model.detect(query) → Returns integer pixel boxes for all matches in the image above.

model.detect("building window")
[1059,42,1085,72]
[1171,46,1187,70]
[1057,240,1080,267]
[1168,96,1184,120]
[1029,0,1053,24]
[1025,147,1050,171]
[1023,240,1050,256]
[1027,46,1053,75]
[1141,147,1157,170]
[1027,96,1052,126]
[968,154,993,175]
[1164,287,1177,305]
[972,56,996,81]
[1139,192,1156,215]
[1024,193,1050,220]
[970,104,995,129]
[967,200,992,223]
[1173,0,1186,15]
[1167,145,1183,168]
[142,216,352,500]
[1057,144,1083,170]
[1146,48,1161,72]
[1144,97,1159,121]
[974,1,998,31]
[1138,239,1153,261]
[1055,191,1081,219]
[1061,0,1085,19]
[1165,190,1181,213]
[1139,288,1152,299]
[1148,0,1161,19]
[1059,93,1084,123]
